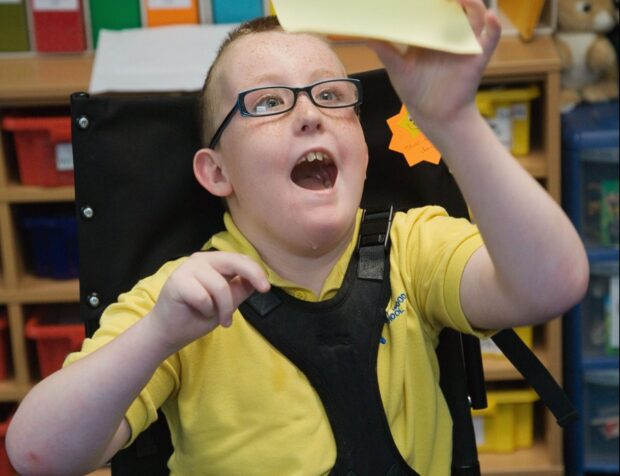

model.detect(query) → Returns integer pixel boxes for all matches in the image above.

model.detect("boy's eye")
[249,92,289,114]
[315,88,341,104]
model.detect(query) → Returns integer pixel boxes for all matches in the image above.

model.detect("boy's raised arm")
[369,0,588,330]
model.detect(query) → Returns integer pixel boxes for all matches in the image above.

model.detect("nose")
[293,92,323,135]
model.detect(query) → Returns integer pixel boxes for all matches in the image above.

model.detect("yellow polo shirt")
[65,207,483,475]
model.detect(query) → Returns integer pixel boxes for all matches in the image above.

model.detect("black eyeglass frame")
[207,78,363,149]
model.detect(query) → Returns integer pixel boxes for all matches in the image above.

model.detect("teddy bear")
[554,0,619,111]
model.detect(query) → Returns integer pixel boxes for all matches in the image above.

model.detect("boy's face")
[196,31,368,255]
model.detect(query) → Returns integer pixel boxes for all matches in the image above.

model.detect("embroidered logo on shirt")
[386,292,407,323]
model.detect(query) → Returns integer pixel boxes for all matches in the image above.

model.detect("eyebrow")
[251,68,347,87]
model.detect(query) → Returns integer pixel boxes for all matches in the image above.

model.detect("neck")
[248,223,355,297]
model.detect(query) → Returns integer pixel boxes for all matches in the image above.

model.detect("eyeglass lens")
[243,80,359,116]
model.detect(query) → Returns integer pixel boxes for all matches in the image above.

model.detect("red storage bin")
[25,307,84,379]
[2,115,74,187]
[0,406,16,476]
[29,0,86,52]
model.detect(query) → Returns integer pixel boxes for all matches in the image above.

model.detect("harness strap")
[239,207,417,476]
[491,329,578,427]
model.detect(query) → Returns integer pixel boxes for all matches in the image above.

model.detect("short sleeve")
[63,259,184,446]
[390,207,488,338]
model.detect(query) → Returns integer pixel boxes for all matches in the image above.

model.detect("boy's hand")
[367,0,501,131]
[149,251,270,352]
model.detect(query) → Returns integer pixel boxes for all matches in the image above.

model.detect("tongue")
[291,161,333,190]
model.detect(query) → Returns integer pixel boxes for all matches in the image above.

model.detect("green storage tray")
[89,0,141,47]
[0,1,30,52]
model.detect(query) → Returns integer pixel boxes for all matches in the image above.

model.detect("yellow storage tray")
[476,86,540,156]
[481,326,533,359]
[472,388,539,452]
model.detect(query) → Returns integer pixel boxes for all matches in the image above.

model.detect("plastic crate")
[143,0,199,26]
[583,370,619,470]
[25,306,84,379]
[29,0,87,53]
[20,214,79,280]
[89,0,141,47]
[0,1,30,52]
[211,0,263,23]
[0,405,16,476]
[480,326,533,359]
[472,388,539,452]
[562,101,619,249]
[475,85,540,156]
[580,260,619,358]
[1,115,73,187]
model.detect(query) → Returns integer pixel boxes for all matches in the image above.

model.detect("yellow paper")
[271,0,482,55]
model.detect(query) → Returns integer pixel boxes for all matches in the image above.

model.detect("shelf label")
[484,106,512,150]
[33,0,79,11]
[55,143,74,171]
[147,0,192,9]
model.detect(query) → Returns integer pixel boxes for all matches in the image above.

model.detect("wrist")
[138,311,182,360]
[423,106,494,166]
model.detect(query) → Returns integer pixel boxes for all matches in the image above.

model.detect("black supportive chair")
[70,69,575,476]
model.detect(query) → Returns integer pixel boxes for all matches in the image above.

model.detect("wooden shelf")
[516,150,548,179]
[0,379,32,401]
[0,53,93,106]
[479,441,563,476]
[0,276,79,304]
[0,183,75,203]
[334,35,561,76]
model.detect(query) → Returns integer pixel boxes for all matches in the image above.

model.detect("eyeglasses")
[208,78,363,149]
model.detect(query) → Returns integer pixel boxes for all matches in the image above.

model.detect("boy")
[7,1,588,474]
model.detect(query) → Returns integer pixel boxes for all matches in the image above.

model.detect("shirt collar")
[203,210,363,302]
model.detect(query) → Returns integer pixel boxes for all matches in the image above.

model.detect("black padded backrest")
[71,68,477,476]
[71,93,222,336]
[71,69,468,335]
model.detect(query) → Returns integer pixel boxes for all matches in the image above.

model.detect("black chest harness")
[238,208,418,476]
[234,207,578,476]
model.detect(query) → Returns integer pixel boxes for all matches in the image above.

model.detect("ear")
[193,148,233,197]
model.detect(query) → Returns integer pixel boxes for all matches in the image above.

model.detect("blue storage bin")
[20,215,79,280]
[562,101,619,249]
[583,369,619,471]
[580,259,619,358]
[212,0,263,23]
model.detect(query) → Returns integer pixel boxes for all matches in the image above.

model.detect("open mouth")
[291,151,338,190]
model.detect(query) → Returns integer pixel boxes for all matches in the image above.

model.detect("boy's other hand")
[149,252,270,352]
[367,0,501,132]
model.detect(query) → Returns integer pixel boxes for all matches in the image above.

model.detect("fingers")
[480,9,502,57]
[203,252,270,295]
[459,0,487,37]
[458,0,501,53]
[182,251,270,327]
[367,40,408,70]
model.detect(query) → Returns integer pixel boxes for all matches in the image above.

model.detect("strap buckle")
[357,206,394,252]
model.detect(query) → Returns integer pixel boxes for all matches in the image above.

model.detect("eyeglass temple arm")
[208,103,240,149]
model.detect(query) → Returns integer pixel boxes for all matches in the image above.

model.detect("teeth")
[300,151,326,163]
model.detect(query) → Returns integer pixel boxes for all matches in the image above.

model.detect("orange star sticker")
[387,105,441,167]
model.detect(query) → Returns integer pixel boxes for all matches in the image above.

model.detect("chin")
[295,204,358,249]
